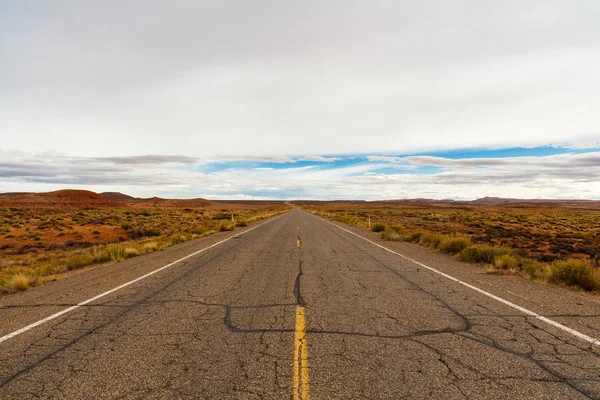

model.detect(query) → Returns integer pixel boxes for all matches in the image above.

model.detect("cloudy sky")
[1,1,599,199]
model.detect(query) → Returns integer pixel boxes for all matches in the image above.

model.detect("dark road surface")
[1,208,599,399]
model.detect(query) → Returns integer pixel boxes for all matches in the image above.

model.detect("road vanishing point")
[1,208,599,399]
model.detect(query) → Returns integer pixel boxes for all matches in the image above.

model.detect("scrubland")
[306,203,600,293]
[0,204,290,293]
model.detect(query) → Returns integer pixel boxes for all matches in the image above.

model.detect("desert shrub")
[143,242,158,252]
[548,260,600,291]
[7,274,32,291]
[66,253,93,270]
[236,220,248,227]
[405,231,424,243]
[124,247,140,258]
[371,223,386,232]
[381,228,402,241]
[440,237,471,254]
[23,231,42,240]
[92,247,112,263]
[519,260,547,279]
[419,233,445,249]
[37,264,56,276]
[107,245,125,262]
[129,227,161,239]
[460,245,512,264]
[493,254,519,270]
[189,225,208,235]
[219,221,235,231]
[170,235,185,245]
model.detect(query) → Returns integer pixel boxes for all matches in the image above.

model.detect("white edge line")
[316,215,600,347]
[0,213,286,344]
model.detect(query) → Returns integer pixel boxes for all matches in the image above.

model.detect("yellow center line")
[297,238,301,247]
[293,305,310,400]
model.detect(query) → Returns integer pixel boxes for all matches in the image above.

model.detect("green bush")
[371,223,386,232]
[548,260,600,291]
[439,237,470,254]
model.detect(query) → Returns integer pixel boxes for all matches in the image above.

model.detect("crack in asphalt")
[309,213,599,399]
[0,230,256,389]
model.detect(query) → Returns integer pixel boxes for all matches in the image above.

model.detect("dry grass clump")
[459,245,512,264]
[6,274,34,292]
[405,231,424,242]
[170,235,185,245]
[219,221,235,232]
[419,233,445,249]
[381,228,403,241]
[124,247,140,258]
[439,237,471,254]
[493,254,520,270]
[371,223,386,232]
[107,245,125,262]
[189,225,208,235]
[143,242,158,252]
[66,253,93,270]
[548,260,600,291]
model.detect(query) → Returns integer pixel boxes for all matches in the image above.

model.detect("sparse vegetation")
[305,203,600,294]
[0,203,290,293]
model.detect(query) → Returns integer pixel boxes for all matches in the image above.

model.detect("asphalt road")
[1,208,599,399]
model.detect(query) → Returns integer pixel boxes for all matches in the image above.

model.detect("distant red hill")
[0,190,214,208]
[0,189,113,207]
[100,192,137,202]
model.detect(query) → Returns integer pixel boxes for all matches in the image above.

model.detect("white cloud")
[2,150,600,200]
[216,155,296,164]
[298,156,342,162]
[366,156,405,163]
